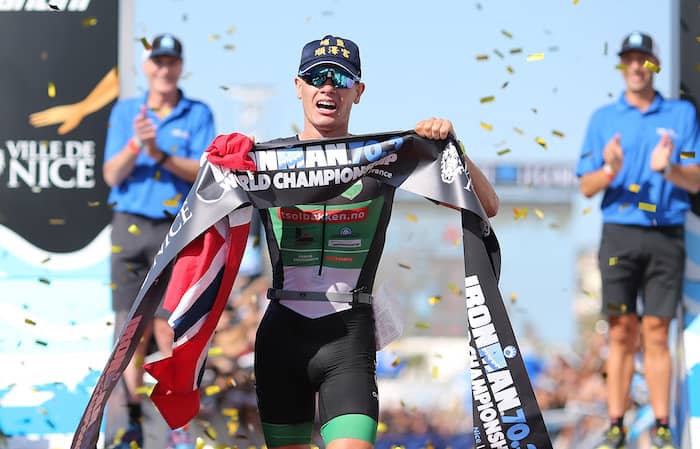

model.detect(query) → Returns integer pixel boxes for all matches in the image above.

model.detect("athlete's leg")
[605,314,639,418]
[641,316,672,419]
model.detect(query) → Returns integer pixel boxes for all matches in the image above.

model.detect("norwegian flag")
[143,206,252,429]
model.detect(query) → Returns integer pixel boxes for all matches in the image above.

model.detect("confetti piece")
[24,318,36,326]
[497,148,511,156]
[475,54,489,61]
[222,408,239,418]
[205,385,221,396]
[223,44,237,51]
[480,122,493,131]
[512,207,528,220]
[643,60,660,73]
[535,137,547,149]
[501,30,513,39]
[582,207,592,215]
[127,224,141,235]
[377,422,388,433]
[105,321,113,326]
[135,385,153,396]
[181,72,192,80]
[696,36,700,43]
[501,81,509,89]
[48,82,56,98]
[552,130,565,138]
[509,293,518,303]
[608,256,618,266]
[208,34,220,41]
[607,303,628,313]
[39,278,50,285]
[111,245,123,253]
[110,282,117,290]
[526,53,545,61]
[113,428,126,444]
[428,296,442,305]
[431,366,439,378]
[414,322,430,329]
[225,376,237,387]
[494,49,504,59]
[506,65,514,74]
[87,201,100,207]
[549,222,561,229]
[534,208,545,219]
[513,127,524,135]
[638,202,656,212]
[681,151,695,159]
[618,203,631,211]
[480,95,495,104]
[227,26,237,34]
[40,256,51,264]
[628,184,640,193]
[531,108,538,114]
[398,263,411,269]
[391,357,401,367]
[48,3,59,9]
[406,213,418,222]
[208,346,223,356]
[129,441,139,449]
[195,438,205,449]
[204,425,218,440]
[227,420,239,436]
[163,193,182,208]
[49,218,65,225]
[220,85,230,91]
[81,17,98,27]
[139,37,151,50]
[35,339,48,346]
[573,0,579,4]
[154,170,161,181]
[615,64,627,71]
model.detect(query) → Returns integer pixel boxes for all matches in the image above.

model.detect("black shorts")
[598,223,685,318]
[254,301,378,436]
[110,212,171,314]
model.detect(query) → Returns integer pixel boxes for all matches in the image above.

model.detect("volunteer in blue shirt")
[102,33,215,449]
[577,32,700,449]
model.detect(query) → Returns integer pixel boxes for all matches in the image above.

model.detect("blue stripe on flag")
[173,268,224,341]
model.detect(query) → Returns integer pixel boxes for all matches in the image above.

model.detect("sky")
[127,0,676,345]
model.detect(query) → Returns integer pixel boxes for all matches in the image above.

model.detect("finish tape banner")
[71,132,553,449]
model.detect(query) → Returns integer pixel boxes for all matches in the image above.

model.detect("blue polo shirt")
[576,91,700,226]
[104,90,215,219]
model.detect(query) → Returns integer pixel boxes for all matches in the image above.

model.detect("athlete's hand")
[134,105,158,157]
[650,133,673,172]
[415,118,455,140]
[603,133,623,173]
[29,102,87,135]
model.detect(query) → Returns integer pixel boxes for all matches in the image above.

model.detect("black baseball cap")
[618,31,658,61]
[150,34,183,59]
[298,35,361,79]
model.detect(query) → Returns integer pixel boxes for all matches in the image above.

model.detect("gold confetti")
[204,425,218,440]
[87,201,100,207]
[81,17,97,27]
[607,303,628,313]
[223,44,237,51]
[154,170,161,181]
[480,122,493,131]
[582,207,592,215]
[696,64,700,73]
[510,48,522,54]
[391,357,401,367]
[526,53,545,61]
[135,385,153,396]
[35,339,48,346]
[501,30,513,39]
[497,148,511,156]
[195,438,205,449]
[48,218,65,225]
[506,65,514,74]
[205,385,221,396]
[226,420,239,436]
[406,213,418,222]
[398,263,411,269]
[534,208,545,219]
[475,54,489,61]
[129,441,139,449]
[139,37,152,50]
[681,151,696,159]
[628,184,640,193]
[573,0,580,4]
[513,127,524,135]
[552,130,565,138]
[208,346,223,356]
[291,123,301,134]
[25,318,37,326]
[225,376,237,387]
[222,408,239,418]
[47,82,56,98]
[615,64,628,71]
[431,366,439,378]
[535,137,547,149]
[608,256,618,266]
[110,282,117,290]
[111,245,123,253]
[163,193,182,208]
[480,96,495,104]
[181,72,192,80]
[377,422,388,433]
[127,224,141,235]
[208,34,220,41]
[414,322,430,329]
[39,278,51,285]
[428,296,442,305]
[494,49,504,59]
[638,202,657,212]
[227,26,237,34]
[582,290,596,298]
[40,256,51,264]
[643,60,660,73]
[513,207,528,220]
[509,293,518,303]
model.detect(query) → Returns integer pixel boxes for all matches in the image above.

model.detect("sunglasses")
[299,67,359,89]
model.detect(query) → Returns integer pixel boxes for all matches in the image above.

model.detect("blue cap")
[150,34,183,59]
[298,35,361,79]
[618,31,658,61]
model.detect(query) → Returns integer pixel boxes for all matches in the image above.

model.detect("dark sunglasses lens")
[303,68,355,88]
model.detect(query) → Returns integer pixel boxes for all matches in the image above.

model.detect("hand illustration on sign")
[28,67,119,135]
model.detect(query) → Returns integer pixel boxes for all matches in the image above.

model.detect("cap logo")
[314,38,351,59]
[628,32,643,46]
[161,35,175,49]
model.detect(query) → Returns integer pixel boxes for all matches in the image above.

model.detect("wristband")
[127,138,141,155]
[662,164,673,177]
[602,164,616,181]
[156,151,170,166]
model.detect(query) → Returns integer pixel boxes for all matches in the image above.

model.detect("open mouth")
[317,100,337,111]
